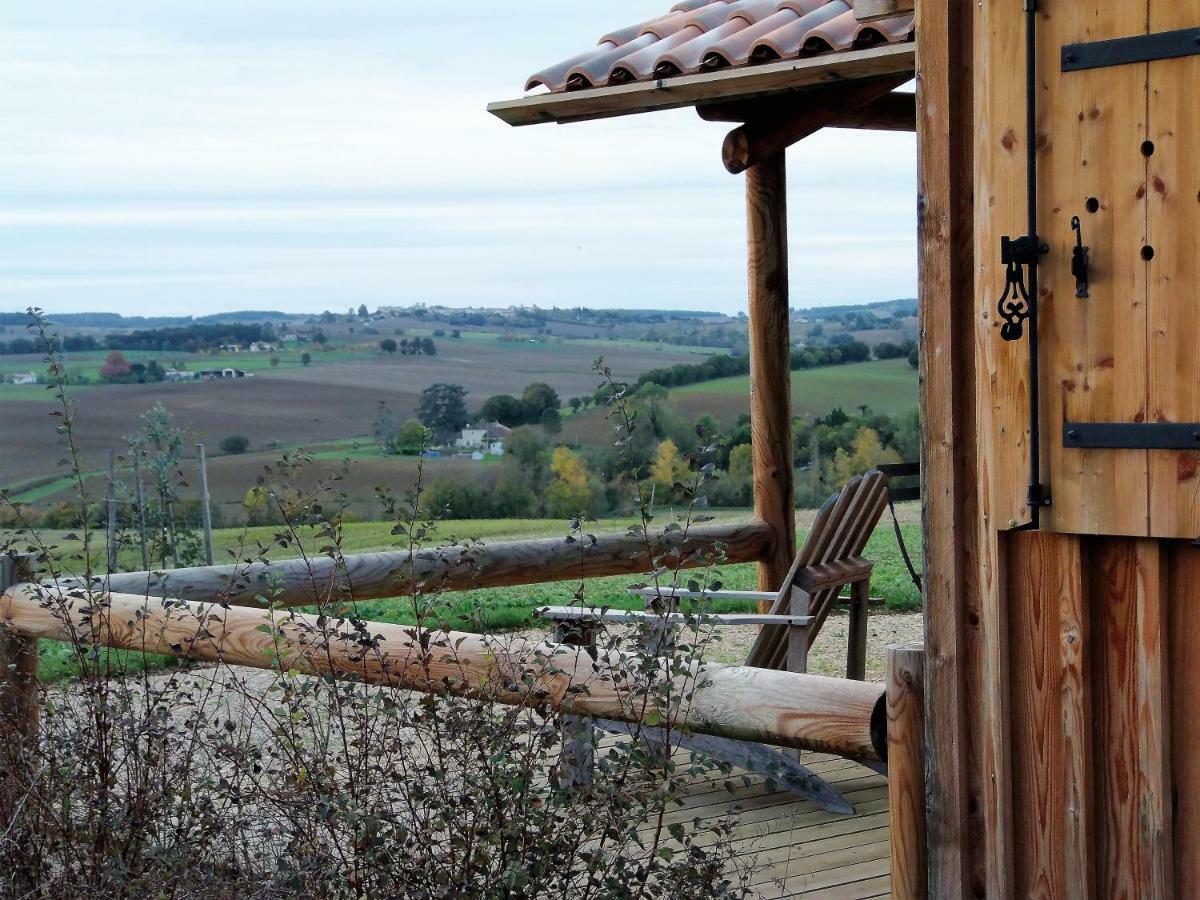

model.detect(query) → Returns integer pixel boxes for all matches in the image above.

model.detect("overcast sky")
[0,1,918,317]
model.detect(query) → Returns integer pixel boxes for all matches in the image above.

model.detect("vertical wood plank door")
[1039,0,1150,536]
[1146,0,1200,537]
[975,0,1035,531]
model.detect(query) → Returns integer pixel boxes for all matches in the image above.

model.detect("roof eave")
[487,41,915,127]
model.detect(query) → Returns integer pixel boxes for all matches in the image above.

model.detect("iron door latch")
[1071,216,1090,298]
[997,234,1048,342]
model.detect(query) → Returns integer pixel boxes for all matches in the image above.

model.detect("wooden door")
[977,0,1200,538]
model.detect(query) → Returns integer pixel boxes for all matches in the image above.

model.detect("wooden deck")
[639,740,891,897]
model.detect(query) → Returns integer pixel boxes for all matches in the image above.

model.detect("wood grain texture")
[488,43,916,127]
[0,555,38,744]
[915,0,975,893]
[84,521,773,608]
[886,644,925,900]
[746,153,796,603]
[1006,531,1093,900]
[1169,542,1200,898]
[855,0,915,24]
[0,583,888,761]
[1088,538,1173,899]
[1040,0,1150,537]
[722,76,908,174]
[1147,0,1200,538]
[974,0,1033,532]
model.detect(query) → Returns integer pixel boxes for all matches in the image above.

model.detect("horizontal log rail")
[73,521,775,610]
[0,582,886,762]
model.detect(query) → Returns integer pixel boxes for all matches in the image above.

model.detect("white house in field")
[6,372,37,385]
[454,421,511,456]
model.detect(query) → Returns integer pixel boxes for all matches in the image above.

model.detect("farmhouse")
[454,421,511,455]
[197,367,252,380]
[5,372,37,385]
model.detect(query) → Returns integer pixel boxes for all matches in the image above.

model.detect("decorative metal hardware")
[998,234,1048,342]
[1063,422,1200,451]
[1062,27,1200,72]
[1071,216,1089,299]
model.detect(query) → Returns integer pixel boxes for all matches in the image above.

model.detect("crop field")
[1,336,708,487]
[565,357,920,443]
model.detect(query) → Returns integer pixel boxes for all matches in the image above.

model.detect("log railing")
[0,581,886,762]
[69,521,775,610]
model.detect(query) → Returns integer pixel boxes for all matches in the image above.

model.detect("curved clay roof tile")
[749,1,849,61]
[654,16,753,77]
[601,11,690,47]
[564,32,659,90]
[609,25,705,84]
[701,8,800,70]
[670,0,723,12]
[801,7,861,54]
[526,41,619,92]
[779,0,833,15]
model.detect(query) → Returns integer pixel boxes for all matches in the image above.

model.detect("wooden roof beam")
[487,42,915,127]
[855,0,916,24]
[698,89,915,128]
[721,75,911,174]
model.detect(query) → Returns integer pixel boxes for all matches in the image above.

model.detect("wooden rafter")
[721,75,911,174]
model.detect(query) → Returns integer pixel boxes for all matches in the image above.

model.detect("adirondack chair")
[542,470,891,680]
[537,472,893,811]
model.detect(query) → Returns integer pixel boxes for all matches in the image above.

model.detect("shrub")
[220,434,250,455]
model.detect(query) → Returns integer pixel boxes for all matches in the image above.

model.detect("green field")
[11,509,922,681]
[675,358,919,419]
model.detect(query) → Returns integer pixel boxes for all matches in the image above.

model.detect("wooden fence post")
[106,449,119,572]
[196,443,215,567]
[133,453,150,571]
[888,643,927,900]
[0,553,39,743]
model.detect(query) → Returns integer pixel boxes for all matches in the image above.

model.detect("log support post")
[0,554,38,743]
[1,553,39,830]
[746,153,795,606]
[888,643,928,900]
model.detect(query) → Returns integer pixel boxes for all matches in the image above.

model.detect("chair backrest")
[745,471,890,670]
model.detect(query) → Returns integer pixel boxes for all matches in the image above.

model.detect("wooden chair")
[622,469,890,681]
[536,473,892,811]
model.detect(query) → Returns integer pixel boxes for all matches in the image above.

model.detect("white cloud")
[0,1,917,315]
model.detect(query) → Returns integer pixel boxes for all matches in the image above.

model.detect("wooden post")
[133,454,150,572]
[746,152,795,606]
[196,443,214,567]
[0,583,891,761]
[847,579,870,681]
[787,586,811,675]
[0,554,38,743]
[916,0,976,894]
[887,643,927,900]
[105,449,118,572]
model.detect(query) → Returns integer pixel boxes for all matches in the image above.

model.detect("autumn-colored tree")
[727,443,753,481]
[545,446,599,518]
[826,427,903,485]
[99,350,132,383]
[649,439,689,492]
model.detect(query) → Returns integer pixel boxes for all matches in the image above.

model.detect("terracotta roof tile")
[525,0,914,93]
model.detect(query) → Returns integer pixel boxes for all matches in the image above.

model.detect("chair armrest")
[628,587,776,603]
[792,557,874,593]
